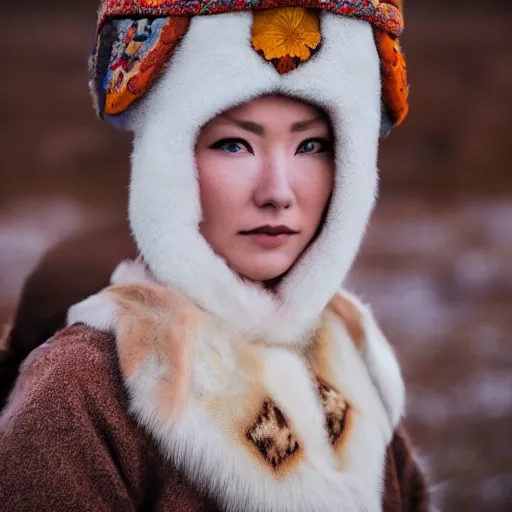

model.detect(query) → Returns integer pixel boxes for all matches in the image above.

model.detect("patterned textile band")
[91,0,408,131]
[98,0,404,36]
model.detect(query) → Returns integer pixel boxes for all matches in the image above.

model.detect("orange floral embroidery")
[252,7,321,62]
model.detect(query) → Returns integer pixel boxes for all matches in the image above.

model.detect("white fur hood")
[124,12,382,346]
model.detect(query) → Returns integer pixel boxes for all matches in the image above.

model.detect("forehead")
[229,95,320,117]
[205,95,331,135]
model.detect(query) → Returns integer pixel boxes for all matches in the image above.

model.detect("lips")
[240,225,298,236]
[239,225,299,249]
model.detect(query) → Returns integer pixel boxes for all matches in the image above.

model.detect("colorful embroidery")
[317,378,350,446]
[98,0,404,37]
[252,7,321,61]
[91,0,409,129]
[101,17,189,116]
[252,7,321,75]
[374,27,409,127]
[246,398,300,469]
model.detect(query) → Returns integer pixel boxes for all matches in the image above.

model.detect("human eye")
[296,138,333,155]
[209,138,253,154]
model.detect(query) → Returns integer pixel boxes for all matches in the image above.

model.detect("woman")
[0,1,428,511]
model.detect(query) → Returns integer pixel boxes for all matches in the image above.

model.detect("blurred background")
[1,1,511,510]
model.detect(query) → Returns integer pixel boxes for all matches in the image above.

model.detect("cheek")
[296,159,334,225]
[197,155,227,230]
[196,152,252,240]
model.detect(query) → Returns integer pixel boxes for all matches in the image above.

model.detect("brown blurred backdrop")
[1,1,511,510]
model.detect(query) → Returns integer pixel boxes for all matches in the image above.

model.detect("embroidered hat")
[90,0,408,135]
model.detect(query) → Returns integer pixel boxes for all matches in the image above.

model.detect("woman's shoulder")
[0,325,177,511]
[23,323,116,383]
[27,321,113,360]
[2,324,124,422]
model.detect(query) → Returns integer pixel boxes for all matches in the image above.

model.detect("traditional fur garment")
[62,260,410,511]
[0,323,428,511]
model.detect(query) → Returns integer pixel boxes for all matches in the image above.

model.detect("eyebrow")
[290,117,324,132]
[221,115,325,135]
[223,115,265,135]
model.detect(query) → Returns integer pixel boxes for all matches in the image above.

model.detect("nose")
[253,154,294,211]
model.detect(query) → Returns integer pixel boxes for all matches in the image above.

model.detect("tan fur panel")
[304,315,337,384]
[107,283,204,423]
[199,320,265,421]
[328,294,365,351]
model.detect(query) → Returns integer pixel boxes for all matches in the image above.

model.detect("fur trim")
[330,291,405,429]
[128,12,380,345]
[67,275,405,512]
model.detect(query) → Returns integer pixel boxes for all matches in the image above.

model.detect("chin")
[234,256,295,283]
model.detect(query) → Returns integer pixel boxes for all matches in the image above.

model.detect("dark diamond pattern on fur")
[246,398,299,469]
[317,378,349,445]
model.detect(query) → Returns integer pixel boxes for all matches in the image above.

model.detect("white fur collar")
[67,274,405,512]
[127,12,380,345]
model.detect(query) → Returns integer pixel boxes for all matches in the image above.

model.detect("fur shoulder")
[327,290,406,429]
[1,324,119,418]
[63,263,406,512]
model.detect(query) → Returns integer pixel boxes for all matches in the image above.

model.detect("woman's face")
[195,95,334,283]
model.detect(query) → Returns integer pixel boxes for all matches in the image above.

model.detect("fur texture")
[127,12,381,345]
[68,261,405,512]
